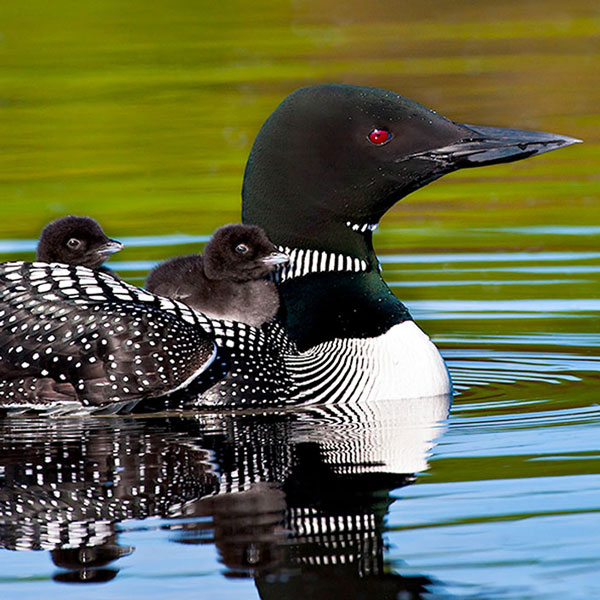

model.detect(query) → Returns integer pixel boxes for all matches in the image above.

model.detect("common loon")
[37,215,123,275]
[146,224,288,327]
[0,84,580,412]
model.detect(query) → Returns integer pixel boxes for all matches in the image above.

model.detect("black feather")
[146,224,287,327]
[37,215,123,273]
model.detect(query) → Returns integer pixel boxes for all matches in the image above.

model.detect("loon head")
[37,215,123,269]
[242,83,580,254]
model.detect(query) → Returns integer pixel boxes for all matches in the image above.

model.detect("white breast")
[288,320,452,404]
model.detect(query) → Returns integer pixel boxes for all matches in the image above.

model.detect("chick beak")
[262,251,289,266]
[97,239,124,256]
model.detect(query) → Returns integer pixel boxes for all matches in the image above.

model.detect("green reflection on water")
[1,0,597,242]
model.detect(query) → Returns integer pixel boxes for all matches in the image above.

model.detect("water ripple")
[379,251,600,264]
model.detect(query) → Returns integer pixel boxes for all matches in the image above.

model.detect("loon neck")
[274,245,373,283]
[272,220,382,280]
[274,237,412,350]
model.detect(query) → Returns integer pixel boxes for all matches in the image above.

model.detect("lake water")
[0,0,599,598]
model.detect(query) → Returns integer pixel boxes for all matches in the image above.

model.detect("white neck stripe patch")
[346,221,378,233]
[275,246,369,283]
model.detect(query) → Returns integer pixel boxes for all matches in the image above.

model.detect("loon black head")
[37,216,123,270]
[241,84,580,348]
[242,83,580,254]
[204,224,288,282]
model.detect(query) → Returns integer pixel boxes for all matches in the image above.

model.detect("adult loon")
[146,224,288,327]
[0,84,580,412]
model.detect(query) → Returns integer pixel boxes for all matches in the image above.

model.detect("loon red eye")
[367,129,392,145]
[67,238,81,249]
[235,243,249,254]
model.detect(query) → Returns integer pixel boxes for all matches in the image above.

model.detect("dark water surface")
[1,0,599,598]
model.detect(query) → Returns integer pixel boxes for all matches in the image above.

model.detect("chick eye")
[235,243,249,254]
[67,238,81,249]
[367,129,392,145]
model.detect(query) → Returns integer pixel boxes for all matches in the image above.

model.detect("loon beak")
[97,239,124,256]
[408,125,582,168]
[262,251,289,266]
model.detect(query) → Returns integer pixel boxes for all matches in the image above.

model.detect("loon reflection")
[0,394,449,595]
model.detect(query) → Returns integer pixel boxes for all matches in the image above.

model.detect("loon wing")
[0,261,217,412]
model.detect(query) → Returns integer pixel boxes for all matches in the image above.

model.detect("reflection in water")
[0,395,450,595]
[51,540,132,583]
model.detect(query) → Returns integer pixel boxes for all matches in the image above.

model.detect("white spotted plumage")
[0,255,450,413]
[274,246,368,283]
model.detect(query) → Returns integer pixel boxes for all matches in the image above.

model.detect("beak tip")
[433,124,584,167]
[99,240,124,256]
